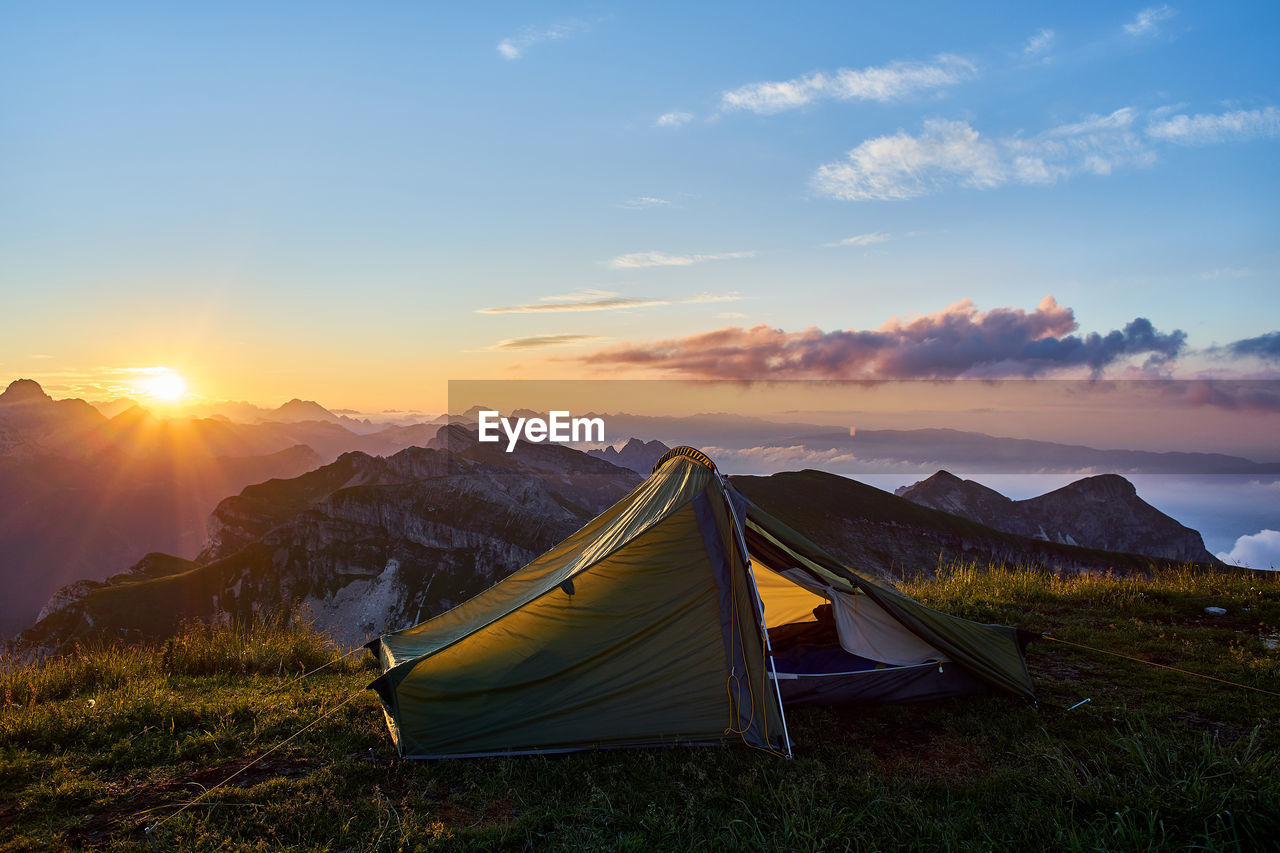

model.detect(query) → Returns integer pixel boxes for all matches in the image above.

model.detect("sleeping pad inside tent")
[367,447,1034,758]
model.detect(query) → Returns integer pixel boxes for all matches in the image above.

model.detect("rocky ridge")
[894,470,1219,563]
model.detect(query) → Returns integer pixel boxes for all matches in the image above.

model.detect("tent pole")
[721,477,793,759]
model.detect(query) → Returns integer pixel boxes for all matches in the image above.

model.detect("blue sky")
[1,1,1278,408]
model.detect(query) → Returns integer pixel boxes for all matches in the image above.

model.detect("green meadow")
[3,564,1278,852]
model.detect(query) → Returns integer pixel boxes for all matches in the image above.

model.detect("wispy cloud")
[823,232,892,248]
[1123,5,1176,37]
[618,196,671,209]
[1022,28,1056,62]
[487,334,605,351]
[720,54,976,115]
[607,250,756,269]
[1200,267,1255,280]
[813,108,1160,201]
[477,289,742,314]
[576,296,1188,379]
[1147,107,1280,145]
[655,111,693,127]
[497,21,586,60]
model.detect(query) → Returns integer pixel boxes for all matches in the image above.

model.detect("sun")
[140,370,188,403]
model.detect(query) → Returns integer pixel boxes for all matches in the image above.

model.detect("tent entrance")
[752,561,951,667]
[751,559,991,706]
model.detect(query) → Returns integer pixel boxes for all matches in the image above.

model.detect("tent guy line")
[140,691,364,837]
[1042,635,1280,699]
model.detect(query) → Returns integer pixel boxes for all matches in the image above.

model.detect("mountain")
[0,378,108,456]
[731,469,1208,580]
[0,381,331,637]
[22,428,641,649]
[895,471,1219,563]
[588,438,670,475]
[269,398,342,423]
[23,438,1223,652]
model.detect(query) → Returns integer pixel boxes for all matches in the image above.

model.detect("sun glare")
[140,370,188,403]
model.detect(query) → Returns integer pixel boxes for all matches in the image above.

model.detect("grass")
[2,565,1279,852]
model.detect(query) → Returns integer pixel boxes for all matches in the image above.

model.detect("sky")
[2,1,1279,414]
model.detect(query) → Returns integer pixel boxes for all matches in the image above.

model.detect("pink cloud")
[577,296,1186,379]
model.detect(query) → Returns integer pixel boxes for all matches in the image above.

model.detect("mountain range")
[23,427,640,649]
[20,426,1223,652]
[3,379,1260,641]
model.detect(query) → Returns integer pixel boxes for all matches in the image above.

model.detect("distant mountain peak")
[896,470,1216,564]
[587,437,670,475]
[1058,473,1137,497]
[110,404,157,423]
[1,378,51,404]
[271,398,338,422]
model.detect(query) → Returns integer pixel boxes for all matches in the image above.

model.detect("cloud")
[1178,380,1280,413]
[607,250,756,269]
[487,334,605,351]
[1123,5,1175,37]
[497,21,585,60]
[1224,331,1280,363]
[1147,107,1280,145]
[823,232,891,247]
[1217,529,1280,569]
[577,296,1187,379]
[1200,267,1254,280]
[721,54,976,115]
[814,109,1157,200]
[717,312,747,320]
[1023,28,1056,61]
[477,289,741,314]
[655,111,693,128]
[619,196,671,209]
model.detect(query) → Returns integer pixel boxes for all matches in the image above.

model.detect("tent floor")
[768,621,989,706]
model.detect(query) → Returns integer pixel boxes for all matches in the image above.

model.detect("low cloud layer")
[579,296,1188,379]
[1179,379,1280,413]
[721,54,975,114]
[1217,528,1280,569]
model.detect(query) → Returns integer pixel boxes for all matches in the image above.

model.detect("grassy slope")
[2,566,1278,852]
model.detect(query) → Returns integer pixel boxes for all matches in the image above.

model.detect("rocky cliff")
[23,428,641,649]
[894,471,1218,563]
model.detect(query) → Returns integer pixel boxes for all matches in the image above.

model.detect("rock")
[896,471,1219,564]
[1204,606,1227,615]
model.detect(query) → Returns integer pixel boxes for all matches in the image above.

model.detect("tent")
[367,447,1034,758]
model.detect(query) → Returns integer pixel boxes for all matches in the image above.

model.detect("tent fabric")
[730,492,1035,701]
[369,454,786,758]
[368,447,1035,759]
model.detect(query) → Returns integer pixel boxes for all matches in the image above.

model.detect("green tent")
[368,447,1034,758]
